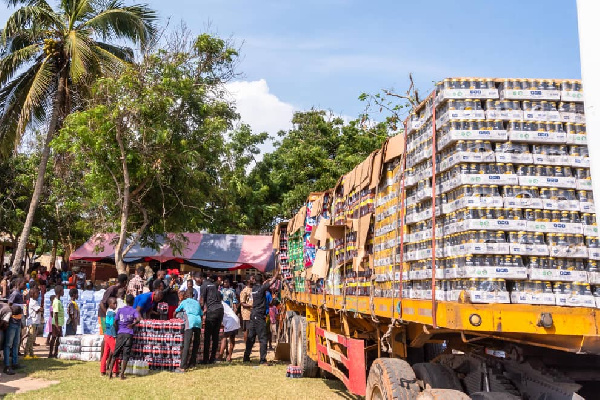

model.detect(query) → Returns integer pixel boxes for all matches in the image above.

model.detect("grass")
[5,358,359,400]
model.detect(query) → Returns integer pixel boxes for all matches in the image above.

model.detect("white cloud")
[226,79,295,154]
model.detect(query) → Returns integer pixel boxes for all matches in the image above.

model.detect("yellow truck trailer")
[275,77,600,399]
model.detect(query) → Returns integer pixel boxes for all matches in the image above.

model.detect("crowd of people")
[0,263,282,380]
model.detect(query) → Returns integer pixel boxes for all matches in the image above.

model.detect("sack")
[79,351,101,362]
[80,334,103,347]
[60,336,82,346]
[57,352,81,361]
[58,344,81,353]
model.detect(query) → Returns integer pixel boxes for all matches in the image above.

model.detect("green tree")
[245,110,390,232]
[0,0,156,273]
[54,34,241,273]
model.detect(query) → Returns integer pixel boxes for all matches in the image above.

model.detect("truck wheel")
[416,389,470,400]
[293,315,319,378]
[290,315,299,366]
[470,392,521,400]
[412,363,462,391]
[366,358,420,400]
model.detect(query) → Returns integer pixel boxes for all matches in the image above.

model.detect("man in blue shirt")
[133,282,163,318]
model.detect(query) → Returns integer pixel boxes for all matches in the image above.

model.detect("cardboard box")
[522,110,561,122]
[437,88,499,101]
[527,221,583,234]
[460,265,528,280]
[509,243,549,256]
[495,152,534,164]
[436,110,485,127]
[467,290,511,304]
[532,154,571,166]
[555,294,596,308]
[518,175,576,189]
[548,245,588,258]
[566,134,587,145]
[561,90,585,102]
[438,151,496,172]
[529,268,588,282]
[501,89,561,101]
[485,109,523,120]
[541,199,580,211]
[504,196,544,209]
[508,130,567,144]
[438,129,508,150]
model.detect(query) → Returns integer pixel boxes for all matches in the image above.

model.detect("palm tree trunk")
[114,122,129,276]
[11,68,68,274]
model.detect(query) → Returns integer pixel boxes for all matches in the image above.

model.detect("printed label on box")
[542,199,580,211]
[460,173,519,186]
[439,151,496,172]
[527,221,583,234]
[501,89,561,100]
[437,110,485,126]
[561,90,585,102]
[580,201,596,213]
[508,130,567,143]
[566,134,587,145]
[584,225,598,237]
[461,219,528,231]
[446,243,510,256]
[523,110,561,122]
[486,110,523,120]
[511,292,555,305]
[548,245,588,258]
[439,129,508,150]
[589,248,600,260]
[577,179,592,190]
[467,290,511,304]
[503,196,544,209]
[438,88,499,100]
[528,268,588,282]
[494,152,534,164]
[461,266,528,279]
[518,176,576,188]
[509,243,549,256]
[570,156,590,168]
[556,294,596,308]
[532,154,570,166]
[588,272,600,284]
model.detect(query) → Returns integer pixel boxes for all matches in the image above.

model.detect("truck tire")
[366,358,420,400]
[290,315,299,366]
[293,315,319,378]
[412,363,463,391]
[470,392,521,400]
[416,389,470,400]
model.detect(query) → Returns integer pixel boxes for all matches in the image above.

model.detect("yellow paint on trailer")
[287,292,600,350]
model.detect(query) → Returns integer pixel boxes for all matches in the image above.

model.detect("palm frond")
[90,43,127,77]
[64,29,94,83]
[82,0,157,45]
[0,59,55,156]
[0,42,42,87]
[2,5,65,43]
[94,41,133,62]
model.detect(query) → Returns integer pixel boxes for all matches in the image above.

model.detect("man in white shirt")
[218,301,240,362]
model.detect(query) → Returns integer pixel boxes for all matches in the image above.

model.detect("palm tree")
[0,0,157,273]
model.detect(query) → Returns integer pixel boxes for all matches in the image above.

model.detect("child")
[268,298,279,350]
[48,285,64,358]
[44,294,55,345]
[174,289,202,372]
[100,297,118,376]
[66,288,80,335]
[107,294,140,380]
[24,286,42,359]
[218,300,240,362]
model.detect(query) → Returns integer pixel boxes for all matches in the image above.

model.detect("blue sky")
[143,0,582,134]
[0,0,583,138]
